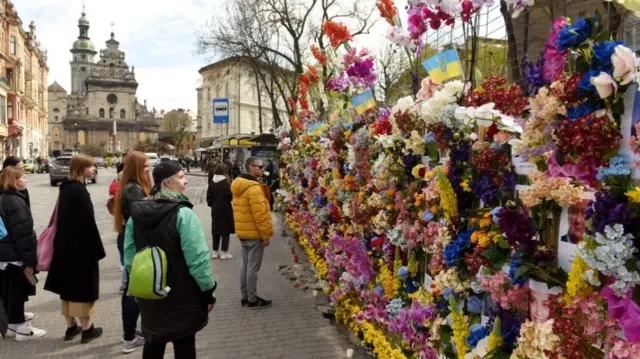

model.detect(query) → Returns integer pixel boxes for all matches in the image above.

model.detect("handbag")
[36,199,59,272]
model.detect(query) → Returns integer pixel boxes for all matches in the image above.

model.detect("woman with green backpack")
[124,161,216,359]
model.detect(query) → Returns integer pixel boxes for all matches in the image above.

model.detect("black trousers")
[212,234,230,252]
[143,334,196,359]
[0,265,29,324]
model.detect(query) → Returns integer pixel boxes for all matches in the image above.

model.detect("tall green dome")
[71,10,95,53]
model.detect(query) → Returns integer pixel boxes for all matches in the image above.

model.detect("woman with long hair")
[112,151,151,353]
[0,167,44,341]
[44,154,105,344]
[207,164,235,259]
[1,156,30,207]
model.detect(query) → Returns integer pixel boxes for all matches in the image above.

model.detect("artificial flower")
[590,71,617,99]
[612,44,638,85]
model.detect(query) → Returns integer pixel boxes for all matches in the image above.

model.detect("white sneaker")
[14,323,46,342]
[122,335,145,353]
[5,324,17,338]
[221,252,233,260]
[211,251,220,259]
[24,312,34,321]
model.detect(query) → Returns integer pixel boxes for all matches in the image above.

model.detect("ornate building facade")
[0,0,49,162]
[48,10,159,155]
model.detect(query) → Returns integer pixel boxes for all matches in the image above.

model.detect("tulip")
[590,72,617,99]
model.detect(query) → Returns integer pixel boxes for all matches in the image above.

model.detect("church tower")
[69,9,96,95]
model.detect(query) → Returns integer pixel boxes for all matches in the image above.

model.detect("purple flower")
[522,54,547,96]
[543,17,569,82]
[587,191,634,235]
[326,72,349,92]
[346,59,377,88]
[473,173,498,205]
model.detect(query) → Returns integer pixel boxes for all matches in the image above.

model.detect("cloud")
[17,0,410,114]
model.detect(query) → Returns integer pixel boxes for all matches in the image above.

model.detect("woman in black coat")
[0,167,44,341]
[207,164,235,260]
[44,155,105,344]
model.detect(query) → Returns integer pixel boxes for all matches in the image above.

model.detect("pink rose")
[591,72,617,99]
[612,45,637,85]
[493,131,511,145]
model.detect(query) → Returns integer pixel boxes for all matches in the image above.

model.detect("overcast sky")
[17,0,411,113]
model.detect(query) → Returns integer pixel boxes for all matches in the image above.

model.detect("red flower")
[465,76,528,117]
[287,97,297,112]
[307,65,320,83]
[555,114,622,165]
[418,167,427,178]
[376,0,397,25]
[323,21,352,48]
[311,44,327,66]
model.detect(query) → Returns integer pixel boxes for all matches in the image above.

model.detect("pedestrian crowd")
[0,151,276,359]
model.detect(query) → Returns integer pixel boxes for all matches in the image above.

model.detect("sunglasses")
[252,164,264,169]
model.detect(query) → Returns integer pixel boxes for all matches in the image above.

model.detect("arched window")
[86,108,89,115]
[207,88,211,102]
[53,108,60,113]
[9,36,16,55]
[120,109,126,119]
[99,108,104,118]
[109,108,114,118]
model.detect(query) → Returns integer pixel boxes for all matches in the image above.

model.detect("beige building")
[196,56,287,147]
[48,9,159,156]
[0,0,49,162]
[157,108,198,156]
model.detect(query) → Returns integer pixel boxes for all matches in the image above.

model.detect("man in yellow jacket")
[231,157,274,309]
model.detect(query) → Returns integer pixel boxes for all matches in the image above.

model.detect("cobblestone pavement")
[0,169,353,358]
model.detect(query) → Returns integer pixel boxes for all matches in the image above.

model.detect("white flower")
[392,96,415,114]
[375,134,395,149]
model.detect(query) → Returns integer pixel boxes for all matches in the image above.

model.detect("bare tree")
[375,44,410,104]
[162,110,192,154]
[196,0,375,129]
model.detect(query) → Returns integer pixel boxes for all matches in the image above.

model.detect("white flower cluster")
[387,224,407,248]
[386,27,416,50]
[578,223,640,296]
[454,102,523,133]
[419,80,465,125]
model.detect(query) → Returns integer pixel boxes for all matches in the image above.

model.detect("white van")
[145,152,159,167]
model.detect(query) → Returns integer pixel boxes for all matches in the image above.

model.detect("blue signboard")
[213,98,230,124]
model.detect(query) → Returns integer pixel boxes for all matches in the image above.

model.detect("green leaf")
[515,263,533,278]
[575,57,590,73]
[483,247,508,268]
[497,237,510,249]
[555,150,565,167]
[595,29,612,43]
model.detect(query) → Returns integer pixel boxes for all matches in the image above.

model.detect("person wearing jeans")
[207,164,235,260]
[231,157,274,309]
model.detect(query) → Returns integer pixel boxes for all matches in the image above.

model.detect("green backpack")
[128,246,171,300]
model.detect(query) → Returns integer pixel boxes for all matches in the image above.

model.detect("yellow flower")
[564,255,593,304]
[461,179,472,192]
[437,169,458,221]
[626,187,640,203]
[486,317,503,359]
[450,298,470,359]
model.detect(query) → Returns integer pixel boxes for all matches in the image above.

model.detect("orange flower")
[323,21,352,48]
[376,0,397,25]
[307,65,320,83]
[386,189,395,198]
[311,44,327,66]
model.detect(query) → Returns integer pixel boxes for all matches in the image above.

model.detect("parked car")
[94,157,108,168]
[49,156,98,186]
[146,152,159,167]
[23,159,37,173]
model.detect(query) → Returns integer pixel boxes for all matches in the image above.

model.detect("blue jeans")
[118,231,140,341]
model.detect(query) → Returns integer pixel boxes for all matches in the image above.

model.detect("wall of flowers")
[277,1,640,358]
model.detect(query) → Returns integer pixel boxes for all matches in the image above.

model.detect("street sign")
[213,98,230,124]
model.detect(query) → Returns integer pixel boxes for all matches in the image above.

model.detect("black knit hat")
[151,161,183,194]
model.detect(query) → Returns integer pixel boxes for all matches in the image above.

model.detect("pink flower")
[493,131,511,145]
[543,17,569,83]
[546,149,599,188]
[612,45,637,85]
[591,72,617,99]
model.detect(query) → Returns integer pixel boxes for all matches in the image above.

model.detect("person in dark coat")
[44,154,105,344]
[1,156,30,208]
[0,167,45,341]
[207,164,235,260]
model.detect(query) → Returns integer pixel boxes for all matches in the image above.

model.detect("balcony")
[25,69,33,81]
[8,119,24,137]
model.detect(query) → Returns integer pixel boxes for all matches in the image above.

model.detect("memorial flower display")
[277,2,640,357]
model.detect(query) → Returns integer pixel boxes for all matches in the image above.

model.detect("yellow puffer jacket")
[231,176,273,241]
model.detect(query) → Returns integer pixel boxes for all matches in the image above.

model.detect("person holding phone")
[0,166,45,341]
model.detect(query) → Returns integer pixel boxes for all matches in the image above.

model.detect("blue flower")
[467,324,490,347]
[597,153,631,180]
[490,207,502,223]
[593,41,624,70]
[556,17,593,50]
[424,132,437,144]
[509,254,527,288]
[442,288,455,300]
[567,101,603,120]
[444,229,473,266]
[421,210,434,222]
[398,266,409,281]
[406,275,420,294]
[374,285,384,297]
[467,295,483,314]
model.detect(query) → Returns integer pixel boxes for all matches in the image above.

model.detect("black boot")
[80,324,103,344]
[64,323,82,342]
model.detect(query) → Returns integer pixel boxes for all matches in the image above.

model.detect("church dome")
[72,38,95,51]
[78,12,90,26]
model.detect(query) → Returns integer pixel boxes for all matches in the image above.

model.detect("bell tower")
[69,8,97,95]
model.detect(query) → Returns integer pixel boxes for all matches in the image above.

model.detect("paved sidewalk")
[1,199,352,358]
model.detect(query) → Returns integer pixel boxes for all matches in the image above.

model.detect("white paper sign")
[619,84,640,179]
[512,154,534,176]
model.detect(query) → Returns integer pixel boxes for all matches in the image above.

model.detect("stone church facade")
[48,10,159,155]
